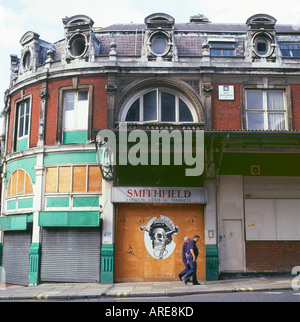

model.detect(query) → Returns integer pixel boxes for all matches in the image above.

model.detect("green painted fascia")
[6,157,37,185]
[73,197,99,208]
[0,215,30,231]
[47,197,70,208]
[44,152,97,165]
[18,198,33,209]
[39,211,100,227]
[63,131,88,144]
[17,137,28,152]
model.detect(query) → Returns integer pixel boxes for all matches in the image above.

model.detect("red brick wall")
[211,84,242,130]
[246,241,300,272]
[7,75,108,150]
[290,85,300,130]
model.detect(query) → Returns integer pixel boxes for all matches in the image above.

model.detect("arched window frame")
[7,169,34,197]
[119,87,198,123]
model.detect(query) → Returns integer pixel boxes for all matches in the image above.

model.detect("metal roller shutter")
[40,228,101,283]
[2,231,32,286]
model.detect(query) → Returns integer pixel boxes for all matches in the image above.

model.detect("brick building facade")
[1,12,300,286]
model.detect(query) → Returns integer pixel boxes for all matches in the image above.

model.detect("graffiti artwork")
[140,215,179,260]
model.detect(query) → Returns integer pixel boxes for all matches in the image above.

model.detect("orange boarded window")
[7,169,33,196]
[45,165,102,193]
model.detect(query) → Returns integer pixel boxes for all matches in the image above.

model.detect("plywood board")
[115,203,205,282]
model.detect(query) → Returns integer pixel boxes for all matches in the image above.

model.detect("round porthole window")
[253,33,273,57]
[68,34,88,58]
[149,32,170,56]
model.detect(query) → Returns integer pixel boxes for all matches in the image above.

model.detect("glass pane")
[78,91,88,101]
[246,91,264,110]
[18,116,24,138]
[223,49,234,56]
[152,37,167,55]
[255,38,268,55]
[64,92,75,111]
[292,50,300,57]
[211,49,222,56]
[247,112,265,130]
[161,92,175,122]
[126,98,140,121]
[179,99,193,122]
[267,91,284,110]
[268,113,285,130]
[20,103,25,117]
[281,49,291,57]
[25,101,30,114]
[143,90,157,121]
[24,114,29,136]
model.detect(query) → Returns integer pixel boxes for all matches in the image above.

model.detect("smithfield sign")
[111,187,208,204]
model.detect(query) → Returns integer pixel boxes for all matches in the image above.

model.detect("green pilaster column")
[28,243,41,286]
[206,245,219,281]
[101,244,114,284]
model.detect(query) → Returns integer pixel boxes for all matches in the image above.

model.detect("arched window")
[7,169,33,197]
[120,89,197,123]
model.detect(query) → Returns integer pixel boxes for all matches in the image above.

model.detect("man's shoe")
[183,279,188,285]
[193,281,200,285]
[178,274,182,281]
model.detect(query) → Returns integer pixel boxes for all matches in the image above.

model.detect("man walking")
[183,235,200,285]
[178,236,190,281]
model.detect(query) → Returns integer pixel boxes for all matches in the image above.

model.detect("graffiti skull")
[152,227,168,259]
[140,215,179,260]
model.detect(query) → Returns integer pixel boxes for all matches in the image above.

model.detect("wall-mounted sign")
[218,85,235,100]
[140,215,179,260]
[111,187,208,204]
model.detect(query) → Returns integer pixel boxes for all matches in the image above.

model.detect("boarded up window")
[45,165,102,193]
[7,169,33,196]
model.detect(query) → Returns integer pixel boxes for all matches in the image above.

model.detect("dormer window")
[143,13,177,62]
[279,43,300,57]
[210,41,235,56]
[246,14,277,61]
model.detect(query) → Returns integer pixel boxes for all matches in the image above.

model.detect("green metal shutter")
[2,231,32,286]
[40,228,101,283]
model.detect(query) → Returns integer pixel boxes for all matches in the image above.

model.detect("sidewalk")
[0,276,295,301]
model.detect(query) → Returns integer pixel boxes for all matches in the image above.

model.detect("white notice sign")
[111,187,207,204]
[218,85,235,100]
